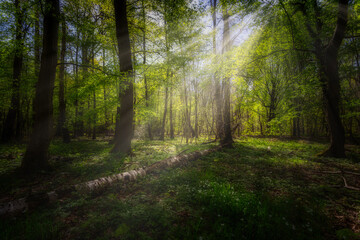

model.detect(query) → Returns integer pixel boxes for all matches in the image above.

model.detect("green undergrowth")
[1,137,359,240]
[0,138,216,200]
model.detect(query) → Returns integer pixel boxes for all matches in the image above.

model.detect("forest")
[0,0,359,239]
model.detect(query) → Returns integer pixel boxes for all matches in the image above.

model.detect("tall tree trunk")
[160,87,168,141]
[183,74,195,141]
[92,53,96,140]
[318,50,346,156]
[78,45,88,137]
[112,0,134,154]
[184,75,189,143]
[170,87,174,139]
[73,31,79,138]
[220,6,233,146]
[22,0,59,173]
[292,97,300,138]
[141,0,152,140]
[211,0,223,141]
[57,20,70,143]
[34,4,40,77]
[92,89,96,140]
[1,0,24,143]
[194,80,198,138]
[103,84,108,135]
[310,0,348,157]
[144,76,152,140]
[103,49,109,135]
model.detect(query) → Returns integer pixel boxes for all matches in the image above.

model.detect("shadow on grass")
[1,138,359,240]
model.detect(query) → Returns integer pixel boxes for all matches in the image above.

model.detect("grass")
[0,137,359,239]
[0,138,215,201]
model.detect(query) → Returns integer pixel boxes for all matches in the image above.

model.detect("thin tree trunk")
[220,6,233,146]
[22,0,59,173]
[1,0,24,143]
[74,31,79,138]
[103,49,109,136]
[170,87,174,139]
[92,89,96,140]
[92,53,96,140]
[34,4,40,77]
[160,87,168,141]
[79,45,88,137]
[141,1,152,140]
[145,75,152,140]
[57,20,70,143]
[112,0,134,154]
[211,0,223,141]
[194,80,198,138]
[184,75,189,143]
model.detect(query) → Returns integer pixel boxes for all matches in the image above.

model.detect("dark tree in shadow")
[22,0,60,172]
[298,0,349,157]
[112,0,134,154]
[1,0,24,143]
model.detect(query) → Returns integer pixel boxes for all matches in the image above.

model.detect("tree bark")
[22,0,60,173]
[34,4,41,77]
[1,0,24,143]
[57,20,70,143]
[112,0,134,154]
[220,6,233,146]
[92,89,96,140]
[102,49,109,136]
[309,0,348,157]
[141,0,152,140]
[194,80,199,138]
[73,31,80,138]
[211,0,223,141]
[160,87,168,141]
[170,87,174,139]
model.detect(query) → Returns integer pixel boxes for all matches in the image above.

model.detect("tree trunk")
[211,0,223,141]
[92,53,96,140]
[160,87,168,141]
[92,89,96,140]
[73,32,79,138]
[78,45,88,137]
[318,50,346,157]
[170,87,174,139]
[103,49,109,136]
[313,0,348,157]
[145,75,153,140]
[194,81,198,138]
[57,20,70,143]
[1,0,24,143]
[34,5,40,77]
[141,1,152,140]
[22,0,59,173]
[112,0,134,154]
[220,7,233,146]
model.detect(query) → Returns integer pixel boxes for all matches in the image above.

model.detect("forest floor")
[0,137,360,240]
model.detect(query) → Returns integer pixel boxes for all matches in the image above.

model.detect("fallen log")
[0,146,220,217]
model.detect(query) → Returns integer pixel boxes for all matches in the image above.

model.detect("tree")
[22,0,60,172]
[141,0,153,140]
[56,19,70,143]
[220,4,233,146]
[297,0,349,157]
[211,0,224,141]
[1,0,24,143]
[112,0,134,154]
